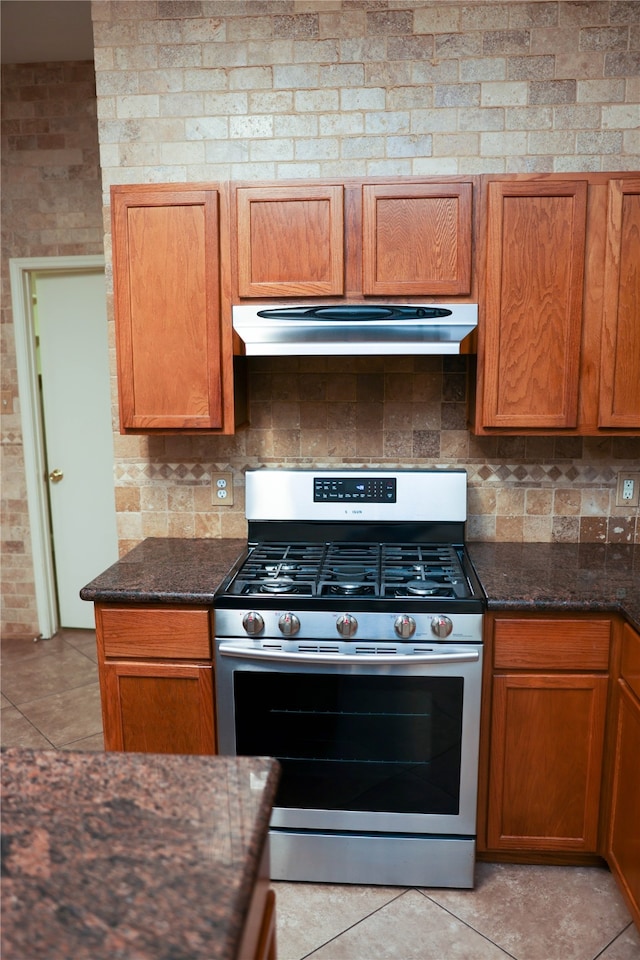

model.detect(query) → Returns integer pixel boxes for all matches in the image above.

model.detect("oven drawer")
[493,617,611,671]
[98,605,211,660]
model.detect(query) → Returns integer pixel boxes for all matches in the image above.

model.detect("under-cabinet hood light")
[232,303,478,356]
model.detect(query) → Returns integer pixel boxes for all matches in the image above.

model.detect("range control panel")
[314,477,397,503]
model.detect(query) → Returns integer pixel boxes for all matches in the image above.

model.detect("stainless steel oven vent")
[232,302,478,356]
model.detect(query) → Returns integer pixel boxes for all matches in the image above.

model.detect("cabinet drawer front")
[493,618,610,670]
[99,606,211,659]
[621,622,640,700]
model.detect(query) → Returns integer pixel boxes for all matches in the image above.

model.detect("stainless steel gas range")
[214,469,486,888]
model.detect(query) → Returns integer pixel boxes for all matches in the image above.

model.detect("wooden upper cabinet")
[481,179,588,429]
[235,184,344,297]
[598,178,640,429]
[112,184,235,433]
[362,182,472,295]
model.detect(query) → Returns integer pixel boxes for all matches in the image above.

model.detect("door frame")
[10,255,107,639]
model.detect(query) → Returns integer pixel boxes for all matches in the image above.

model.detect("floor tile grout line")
[416,890,520,960]
[0,679,101,711]
[0,702,58,751]
[0,646,97,668]
[590,920,635,960]
[296,888,411,960]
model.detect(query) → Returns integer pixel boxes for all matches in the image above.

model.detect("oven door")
[215,640,482,836]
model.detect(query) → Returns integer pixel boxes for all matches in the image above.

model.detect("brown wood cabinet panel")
[481,179,588,429]
[101,660,215,755]
[95,602,216,755]
[493,618,611,671]
[599,178,640,428]
[235,184,344,298]
[621,621,640,700]
[112,184,235,433]
[608,677,640,927]
[98,605,211,660]
[239,881,277,960]
[255,889,277,960]
[487,672,608,852]
[361,182,472,295]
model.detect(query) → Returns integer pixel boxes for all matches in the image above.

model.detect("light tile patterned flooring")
[1,630,638,960]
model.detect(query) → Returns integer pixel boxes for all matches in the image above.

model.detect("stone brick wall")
[1,61,103,638]
[93,0,639,184]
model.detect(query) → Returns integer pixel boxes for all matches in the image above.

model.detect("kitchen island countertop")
[1,748,279,960]
[80,537,640,633]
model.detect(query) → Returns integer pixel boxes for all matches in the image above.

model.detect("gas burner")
[405,579,442,596]
[329,582,375,597]
[334,564,368,581]
[260,578,296,594]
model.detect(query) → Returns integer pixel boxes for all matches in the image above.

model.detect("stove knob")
[278,612,300,636]
[394,615,416,639]
[336,614,358,638]
[242,611,264,636]
[431,615,453,638]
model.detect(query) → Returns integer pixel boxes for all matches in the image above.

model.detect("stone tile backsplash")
[113,355,640,555]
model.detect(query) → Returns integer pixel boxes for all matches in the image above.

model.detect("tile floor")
[1,629,638,960]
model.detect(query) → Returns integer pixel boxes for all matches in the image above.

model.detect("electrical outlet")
[615,472,640,508]
[212,472,234,506]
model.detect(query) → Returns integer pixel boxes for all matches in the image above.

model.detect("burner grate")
[225,541,472,602]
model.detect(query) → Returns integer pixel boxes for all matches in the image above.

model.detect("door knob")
[48,469,64,483]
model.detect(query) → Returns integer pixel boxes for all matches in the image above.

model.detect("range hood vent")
[232,303,478,356]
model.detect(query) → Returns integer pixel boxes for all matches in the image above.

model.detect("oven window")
[234,672,464,815]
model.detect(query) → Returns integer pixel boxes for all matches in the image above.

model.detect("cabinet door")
[101,660,215,755]
[607,624,640,927]
[362,182,472,295]
[112,185,233,432]
[235,185,344,297]
[481,180,588,428]
[608,684,640,927]
[598,178,640,428]
[487,673,608,852]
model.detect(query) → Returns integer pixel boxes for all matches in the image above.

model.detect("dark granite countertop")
[467,542,640,632]
[1,749,280,960]
[80,537,640,633]
[80,538,247,605]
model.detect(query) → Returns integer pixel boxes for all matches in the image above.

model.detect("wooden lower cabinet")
[95,603,216,755]
[100,660,215,754]
[607,623,640,926]
[487,671,608,852]
[478,614,611,859]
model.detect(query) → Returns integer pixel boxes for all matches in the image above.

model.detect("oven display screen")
[314,477,396,503]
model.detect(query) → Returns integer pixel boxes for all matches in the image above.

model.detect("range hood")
[232,303,478,356]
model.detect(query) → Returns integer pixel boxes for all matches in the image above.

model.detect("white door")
[35,269,118,628]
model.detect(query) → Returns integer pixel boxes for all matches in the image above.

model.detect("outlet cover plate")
[212,472,234,506]
[615,472,640,508]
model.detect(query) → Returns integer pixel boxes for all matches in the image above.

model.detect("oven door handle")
[217,644,479,666]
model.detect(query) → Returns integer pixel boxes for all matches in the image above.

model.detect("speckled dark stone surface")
[80,538,247,605]
[1,749,279,960]
[468,542,640,632]
[81,537,640,633]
